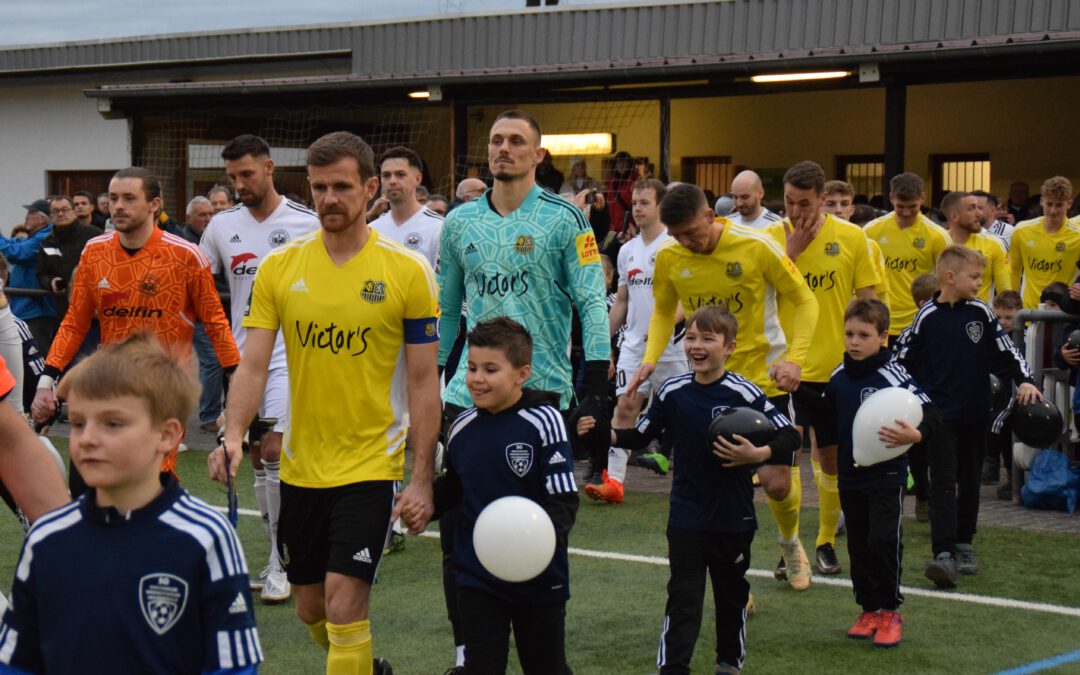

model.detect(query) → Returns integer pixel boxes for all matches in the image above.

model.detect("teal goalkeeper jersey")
[438,185,610,409]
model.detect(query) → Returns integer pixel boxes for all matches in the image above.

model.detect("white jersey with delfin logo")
[201,198,320,368]
[370,206,443,269]
[617,232,684,365]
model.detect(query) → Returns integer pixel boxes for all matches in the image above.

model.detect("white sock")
[608,447,629,484]
[263,460,281,567]
[253,468,270,539]
[456,645,465,667]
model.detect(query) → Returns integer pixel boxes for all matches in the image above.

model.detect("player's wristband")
[37,375,56,390]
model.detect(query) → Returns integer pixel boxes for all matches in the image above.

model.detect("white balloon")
[1013,442,1039,471]
[473,496,556,583]
[852,387,924,467]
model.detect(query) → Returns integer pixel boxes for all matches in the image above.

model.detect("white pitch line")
[217,510,1080,619]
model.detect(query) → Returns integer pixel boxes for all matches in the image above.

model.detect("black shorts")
[790,381,839,449]
[278,480,395,585]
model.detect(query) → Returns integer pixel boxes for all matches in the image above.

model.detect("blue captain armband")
[404,317,440,344]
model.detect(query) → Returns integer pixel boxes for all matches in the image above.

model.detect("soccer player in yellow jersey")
[942,191,1011,302]
[823,180,891,310]
[210,132,440,675]
[766,163,880,581]
[628,182,820,591]
[1009,176,1080,309]
[865,173,952,340]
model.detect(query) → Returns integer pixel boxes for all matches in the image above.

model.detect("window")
[835,155,885,200]
[931,154,991,206]
[680,157,733,202]
[46,170,117,201]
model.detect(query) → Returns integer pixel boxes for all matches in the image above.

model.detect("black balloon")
[708,407,778,450]
[1068,329,1080,351]
[1011,399,1063,448]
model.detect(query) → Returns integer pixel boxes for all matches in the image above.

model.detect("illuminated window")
[680,156,734,201]
[932,154,991,205]
[836,155,885,200]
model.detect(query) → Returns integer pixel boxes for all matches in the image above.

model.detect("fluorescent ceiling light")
[751,71,851,83]
[542,133,614,156]
[408,90,430,99]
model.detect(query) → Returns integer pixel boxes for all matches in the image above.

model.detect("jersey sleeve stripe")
[656,372,693,401]
[538,405,568,443]
[519,408,553,447]
[730,224,790,259]
[0,625,18,665]
[285,200,317,216]
[173,496,247,577]
[162,232,211,266]
[538,192,592,232]
[180,495,247,571]
[16,505,83,582]
[217,631,234,668]
[247,628,264,662]
[373,239,438,299]
[159,510,226,582]
[233,631,248,666]
[447,408,479,446]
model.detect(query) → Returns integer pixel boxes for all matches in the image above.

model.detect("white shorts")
[615,359,690,398]
[259,367,289,433]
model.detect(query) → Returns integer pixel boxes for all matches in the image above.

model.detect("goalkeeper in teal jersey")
[435,109,611,672]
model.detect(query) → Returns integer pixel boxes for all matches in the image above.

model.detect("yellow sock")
[815,465,841,549]
[767,466,802,542]
[306,618,330,651]
[326,619,371,675]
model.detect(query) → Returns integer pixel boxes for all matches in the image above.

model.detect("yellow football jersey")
[866,237,890,312]
[244,229,440,488]
[1009,217,1080,309]
[865,213,952,335]
[767,215,880,382]
[647,221,818,397]
[959,230,1011,303]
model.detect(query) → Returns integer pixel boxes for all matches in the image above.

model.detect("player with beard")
[941,191,1011,302]
[31,168,239,494]
[211,131,439,675]
[436,109,610,673]
[200,134,319,604]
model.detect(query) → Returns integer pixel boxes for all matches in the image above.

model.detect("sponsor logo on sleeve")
[574,231,600,266]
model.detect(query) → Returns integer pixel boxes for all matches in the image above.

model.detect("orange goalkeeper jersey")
[44,227,239,375]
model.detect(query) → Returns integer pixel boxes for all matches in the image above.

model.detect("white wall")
[0,81,130,233]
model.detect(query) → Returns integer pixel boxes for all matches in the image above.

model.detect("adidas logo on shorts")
[229,234,242,243]
[228,592,248,615]
[548,451,566,465]
[353,548,372,564]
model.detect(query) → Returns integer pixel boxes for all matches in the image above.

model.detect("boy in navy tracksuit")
[797,298,940,648]
[434,317,579,675]
[579,305,800,675]
[0,333,261,674]
[896,245,1040,588]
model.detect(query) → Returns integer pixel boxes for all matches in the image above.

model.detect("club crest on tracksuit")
[860,387,879,402]
[506,442,534,477]
[966,321,983,343]
[139,574,189,636]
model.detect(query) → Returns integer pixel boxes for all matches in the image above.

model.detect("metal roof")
[4,0,1080,82]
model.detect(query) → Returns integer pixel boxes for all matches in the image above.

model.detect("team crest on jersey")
[711,405,730,419]
[139,274,159,296]
[860,387,879,402]
[506,442,534,477]
[360,279,387,304]
[1056,242,1067,252]
[726,262,742,279]
[405,232,423,250]
[515,235,535,254]
[268,229,290,247]
[824,242,840,257]
[139,573,189,636]
[966,321,983,343]
[913,238,926,250]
